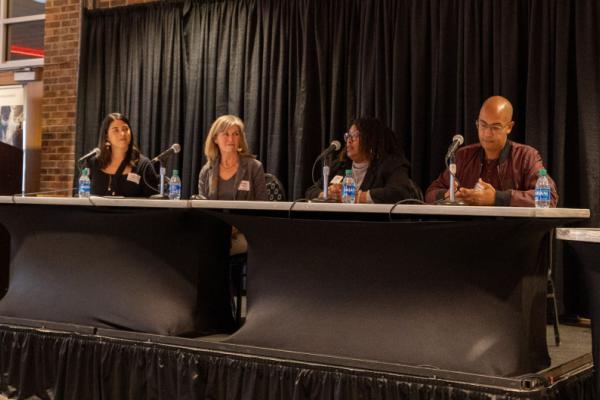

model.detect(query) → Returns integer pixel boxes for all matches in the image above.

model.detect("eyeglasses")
[475,119,511,134]
[344,131,360,142]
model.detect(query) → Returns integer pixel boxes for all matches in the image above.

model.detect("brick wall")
[41,0,157,194]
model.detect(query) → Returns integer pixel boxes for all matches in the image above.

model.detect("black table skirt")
[222,214,564,377]
[0,202,574,378]
[564,240,600,398]
[0,204,235,335]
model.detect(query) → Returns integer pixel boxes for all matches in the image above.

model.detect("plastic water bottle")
[341,169,356,204]
[534,168,551,208]
[78,168,91,198]
[169,170,182,200]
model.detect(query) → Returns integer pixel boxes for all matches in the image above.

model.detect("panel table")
[193,200,589,376]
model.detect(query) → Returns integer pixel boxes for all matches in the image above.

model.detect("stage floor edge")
[0,317,593,400]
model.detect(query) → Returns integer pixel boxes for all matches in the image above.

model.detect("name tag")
[126,173,141,184]
[330,175,343,184]
[238,180,250,191]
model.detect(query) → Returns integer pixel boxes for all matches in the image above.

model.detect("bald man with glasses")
[425,96,558,207]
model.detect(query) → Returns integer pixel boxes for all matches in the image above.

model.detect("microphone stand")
[449,160,457,203]
[322,163,330,200]
[437,154,465,205]
[311,154,337,203]
[150,162,169,199]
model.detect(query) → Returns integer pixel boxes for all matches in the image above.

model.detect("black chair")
[265,173,286,201]
[408,178,424,202]
[230,252,246,326]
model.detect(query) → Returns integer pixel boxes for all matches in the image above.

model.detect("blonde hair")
[204,115,252,163]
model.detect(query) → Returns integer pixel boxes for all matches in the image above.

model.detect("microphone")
[78,147,100,163]
[316,140,342,160]
[445,134,464,160]
[151,143,181,163]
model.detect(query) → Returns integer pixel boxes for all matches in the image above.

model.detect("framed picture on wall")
[0,85,24,149]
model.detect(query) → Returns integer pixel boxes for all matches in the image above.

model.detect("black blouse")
[88,156,159,197]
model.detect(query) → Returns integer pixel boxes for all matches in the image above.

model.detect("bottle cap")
[82,168,89,175]
[539,168,547,176]
[345,169,352,174]
[172,169,179,177]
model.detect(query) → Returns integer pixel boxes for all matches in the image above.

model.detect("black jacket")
[305,154,418,203]
[88,155,159,197]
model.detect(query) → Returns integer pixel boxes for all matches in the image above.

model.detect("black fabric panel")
[0,326,593,400]
[562,243,590,318]
[221,214,563,377]
[564,241,600,399]
[75,2,186,188]
[0,205,234,335]
[0,142,21,195]
[0,224,7,299]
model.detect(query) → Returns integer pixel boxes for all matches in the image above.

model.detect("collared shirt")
[481,158,500,189]
[424,140,559,207]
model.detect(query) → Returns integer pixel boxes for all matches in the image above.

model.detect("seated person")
[425,96,558,207]
[305,117,417,203]
[197,115,266,322]
[198,115,266,201]
[88,113,159,197]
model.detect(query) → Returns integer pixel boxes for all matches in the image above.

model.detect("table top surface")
[556,228,600,243]
[0,195,591,219]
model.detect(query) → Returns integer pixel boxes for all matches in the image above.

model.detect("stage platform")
[0,317,592,400]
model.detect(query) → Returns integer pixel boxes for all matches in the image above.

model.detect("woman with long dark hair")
[88,112,159,197]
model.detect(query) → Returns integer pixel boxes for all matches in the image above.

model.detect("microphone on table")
[150,143,181,199]
[437,134,465,205]
[78,147,100,163]
[445,134,464,161]
[151,143,181,163]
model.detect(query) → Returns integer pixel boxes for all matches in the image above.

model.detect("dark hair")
[96,112,140,168]
[350,117,402,161]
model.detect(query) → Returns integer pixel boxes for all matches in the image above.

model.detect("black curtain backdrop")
[76,3,185,177]
[75,0,600,221]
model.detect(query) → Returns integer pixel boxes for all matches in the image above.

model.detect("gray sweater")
[198,155,267,201]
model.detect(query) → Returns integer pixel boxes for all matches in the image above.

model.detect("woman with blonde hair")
[198,115,266,201]
[198,116,267,323]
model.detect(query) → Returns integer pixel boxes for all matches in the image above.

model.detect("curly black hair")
[349,117,402,161]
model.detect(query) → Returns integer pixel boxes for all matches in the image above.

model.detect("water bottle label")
[79,181,91,197]
[342,183,356,203]
[535,188,550,201]
[169,183,181,199]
